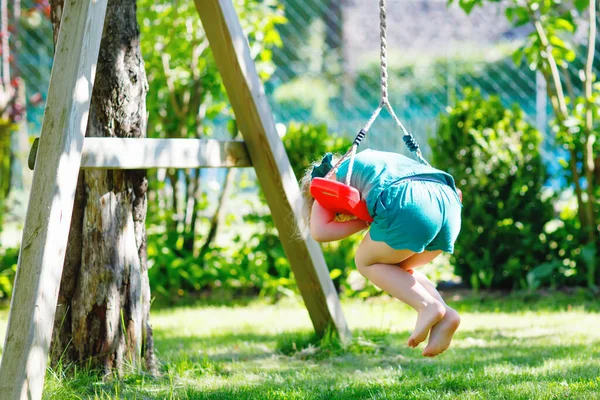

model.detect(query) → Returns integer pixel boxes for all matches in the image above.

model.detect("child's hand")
[310,202,370,242]
[457,188,463,202]
[334,213,357,222]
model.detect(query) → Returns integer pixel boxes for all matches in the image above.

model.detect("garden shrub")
[147,123,374,302]
[239,123,376,299]
[281,122,350,179]
[430,88,555,290]
[0,246,18,302]
[526,191,589,289]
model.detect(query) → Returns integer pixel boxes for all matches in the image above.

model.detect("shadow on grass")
[48,332,600,399]
[152,326,600,371]
[39,289,600,399]
[47,326,600,399]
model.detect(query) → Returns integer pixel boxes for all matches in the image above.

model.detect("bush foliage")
[0,246,18,301]
[146,123,381,303]
[430,88,592,290]
[430,88,559,290]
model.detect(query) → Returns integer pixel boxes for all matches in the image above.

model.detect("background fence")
[11,0,600,173]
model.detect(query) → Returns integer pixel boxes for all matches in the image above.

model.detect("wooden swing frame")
[0,1,350,398]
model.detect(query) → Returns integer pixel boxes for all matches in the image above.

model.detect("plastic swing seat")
[310,177,373,223]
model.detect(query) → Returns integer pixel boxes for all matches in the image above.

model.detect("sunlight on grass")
[0,294,599,399]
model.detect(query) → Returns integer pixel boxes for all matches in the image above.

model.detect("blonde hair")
[300,154,357,224]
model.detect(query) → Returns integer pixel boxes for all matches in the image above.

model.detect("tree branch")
[526,3,568,118]
[533,9,587,227]
[161,53,184,118]
[583,0,597,244]
[1,0,10,91]
[183,41,208,118]
[563,67,577,101]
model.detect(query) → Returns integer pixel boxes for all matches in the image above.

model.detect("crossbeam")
[28,138,252,170]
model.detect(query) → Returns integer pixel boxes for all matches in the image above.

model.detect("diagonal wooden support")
[194,0,351,342]
[0,0,108,398]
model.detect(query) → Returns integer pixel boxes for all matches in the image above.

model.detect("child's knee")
[354,252,369,274]
[355,262,370,277]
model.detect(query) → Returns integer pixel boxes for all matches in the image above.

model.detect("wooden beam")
[28,138,252,170]
[194,0,351,342]
[0,1,108,399]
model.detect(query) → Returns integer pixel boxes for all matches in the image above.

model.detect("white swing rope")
[325,0,430,186]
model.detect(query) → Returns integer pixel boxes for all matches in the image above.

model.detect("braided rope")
[324,147,353,180]
[384,101,430,166]
[379,0,388,103]
[330,0,429,187]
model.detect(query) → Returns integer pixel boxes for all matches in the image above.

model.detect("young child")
[301,149,463,357]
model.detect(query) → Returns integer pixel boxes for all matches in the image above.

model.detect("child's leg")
[354,233,445,347]
[411,270,460,357]
[398,251,461,357]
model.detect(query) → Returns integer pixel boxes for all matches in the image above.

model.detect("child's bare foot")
[422,307,461,357]
[407,300,445,348]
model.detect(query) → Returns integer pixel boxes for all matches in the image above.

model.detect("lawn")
[0,291,599,399]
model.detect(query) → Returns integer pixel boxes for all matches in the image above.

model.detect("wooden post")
[194,0,351,341]
[0,0,108,398]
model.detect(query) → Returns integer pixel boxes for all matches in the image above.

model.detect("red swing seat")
[310,177,373,222]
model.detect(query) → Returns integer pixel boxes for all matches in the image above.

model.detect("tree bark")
[49,0,63,46]
[49,0,156,375]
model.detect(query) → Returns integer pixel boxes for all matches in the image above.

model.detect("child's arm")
[310,201,369,242]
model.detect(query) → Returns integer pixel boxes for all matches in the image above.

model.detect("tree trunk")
[199,169,235,260]
[49,0,156,375]
[183,168,201,253]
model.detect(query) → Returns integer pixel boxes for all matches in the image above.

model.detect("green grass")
[1,291,599,399]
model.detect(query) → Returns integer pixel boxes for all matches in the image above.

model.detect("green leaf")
[554,18,575,33]
[512,47,526,66]
[574,0,588,11]
[526,262,558,290]
[505,6,514,21]
[564,50,576,62]
[457,0,482,14]
[330,269,343,280]
[582,241,596,260]
[558,158,569,168]
[512,6,531,27]
[549,35,568,49]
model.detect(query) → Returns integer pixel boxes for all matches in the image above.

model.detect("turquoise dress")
[335,149,462,253]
